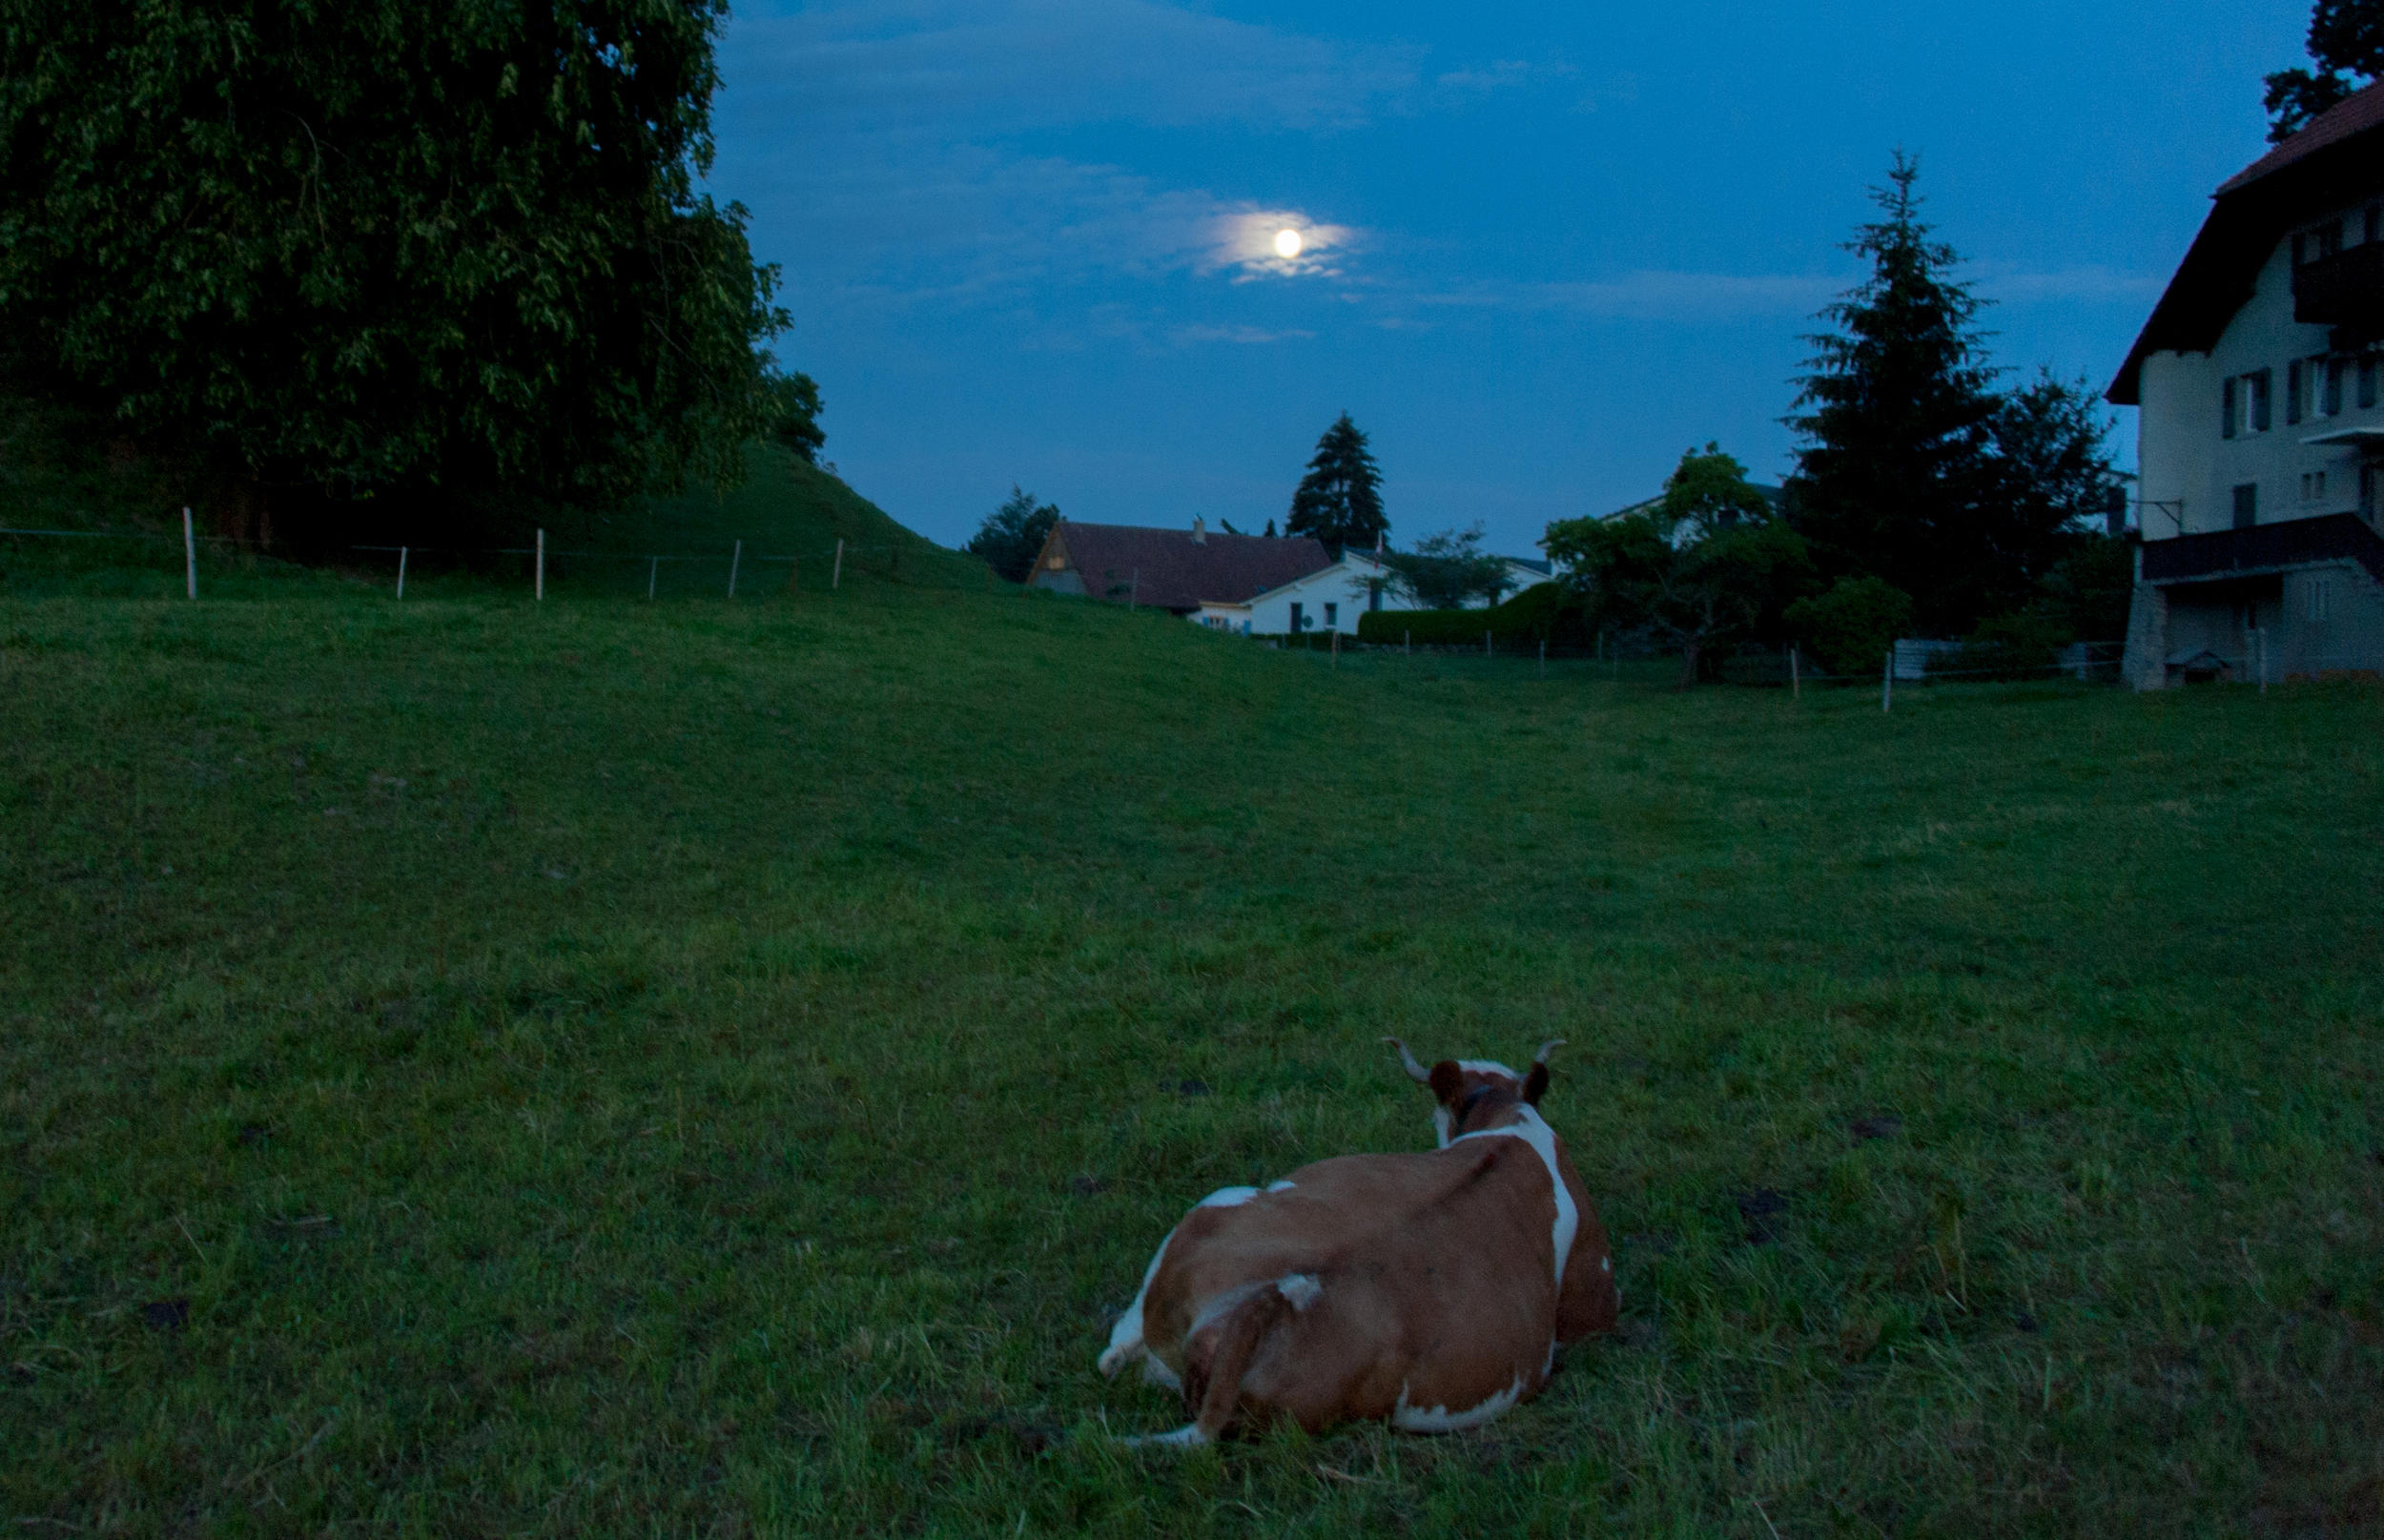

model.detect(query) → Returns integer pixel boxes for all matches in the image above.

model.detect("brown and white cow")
[1098,1038,1616,1446]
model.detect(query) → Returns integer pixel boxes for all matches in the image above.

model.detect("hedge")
[1355,582,1587,646]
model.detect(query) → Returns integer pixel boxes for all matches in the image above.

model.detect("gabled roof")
[1053,522,1333,610]
[2109,83,2384,406]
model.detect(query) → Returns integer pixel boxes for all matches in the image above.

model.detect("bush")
[1356,583,1586,647]
[1783,576,1914,676]
[1944,609,2067,679]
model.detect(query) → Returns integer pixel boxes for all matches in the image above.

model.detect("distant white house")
[1192,550,1560,636]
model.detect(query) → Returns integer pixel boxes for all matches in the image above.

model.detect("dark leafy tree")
[2265,1,2384,141]
[1782,576,1914,677]
[1546,444,1812,687]
[1382,524,1511,609]
[1286,413,1387,556]
[964,486,1059,584]
[1983,368,2124,574]
[760,370,825,466]
[0,0,786,541]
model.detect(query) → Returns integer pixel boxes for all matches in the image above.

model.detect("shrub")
[1945,609,2068,679]
[1355,583,1586,647]
[1783,576,1914,676]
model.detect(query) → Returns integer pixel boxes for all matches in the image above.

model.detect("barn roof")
[2108,83,2384,405]
[1055,523,1333,610]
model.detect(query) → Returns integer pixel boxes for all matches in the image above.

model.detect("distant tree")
[760,370,825,466]
[1546,444,1812,687]
[2036,533,2135,643]
[1382,524,1511,608]
[1264,518,1278,537]
[1286,413,1387,556]
[1981,368,2124,576]
[964,486,1059,583]
[2265,0,2384,141]
[1785,154,2003,634]
[0,0,785,541]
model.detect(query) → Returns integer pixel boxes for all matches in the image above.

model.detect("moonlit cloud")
[1170,324,1317,346]
[1208,212,1359,279]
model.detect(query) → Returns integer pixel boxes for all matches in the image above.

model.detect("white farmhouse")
[2111,84,2384,686]
[1191,550,1559,636]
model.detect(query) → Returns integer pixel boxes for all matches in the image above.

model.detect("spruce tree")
[1784,154,2004,634]
[2265,1,2384,141]
[1286,413,1387,556]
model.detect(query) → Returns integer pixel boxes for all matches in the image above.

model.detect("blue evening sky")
[708,0,2312,555]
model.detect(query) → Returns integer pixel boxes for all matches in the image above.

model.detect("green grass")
[3,569,2381,1537]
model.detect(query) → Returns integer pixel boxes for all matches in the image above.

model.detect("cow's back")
[1141,1140,1566,1428]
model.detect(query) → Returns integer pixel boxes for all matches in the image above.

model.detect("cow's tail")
[1124,1273,1320,1449]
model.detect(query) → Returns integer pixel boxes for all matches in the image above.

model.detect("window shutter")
[2288,360,2304,424]
[2326,358,2345,416]
[2251,369,2272,432]
[2362,358,2379,411]
[2223,377,2237,439]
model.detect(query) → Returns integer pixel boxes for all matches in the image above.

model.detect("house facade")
[1190,551,1561,636]
[2111,84,2384,687]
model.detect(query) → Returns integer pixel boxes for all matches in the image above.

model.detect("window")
[2362,357,2379,411]
[2250,369,2272,432]
[2288,359,2305,424]
[2300,471,2327,504]
[2366,464,2380,520]
[1288,601,1305,631]
[2223,376,2238,439]
[2308,576,2333,624]
[2233,483,2258,529]
[2327,358,2347,416]
[1323,602,1338,628]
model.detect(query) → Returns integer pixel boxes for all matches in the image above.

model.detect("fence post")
[397,545,408,601]
[1539,639,1547,678]
[1404,629,1410,654]
[728,539,742,599]
[1485,629,1492,658]
[536,528,545,602]
[647,556,658,601]
[786,555,801,594]
[1331,628,1340,668]
[1790,645,1799,699]
[1129,567,1139,611]
[832,539,844,589]
[182,506,196,600]
[1882,648,1893,712]
[2258,626,2268,694]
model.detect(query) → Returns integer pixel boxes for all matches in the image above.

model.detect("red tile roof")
[2217,82,2384,195]
[1050,523,1332,611]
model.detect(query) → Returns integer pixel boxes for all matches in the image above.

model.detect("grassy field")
[3,559,2381,1536]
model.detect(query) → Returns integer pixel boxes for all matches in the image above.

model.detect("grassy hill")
[3,569,2381,1534]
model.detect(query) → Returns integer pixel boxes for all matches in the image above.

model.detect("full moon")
[1273,227,1304,259]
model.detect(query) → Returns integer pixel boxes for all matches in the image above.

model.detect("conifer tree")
[1784,154,2004,633]
[1286,413,1387,556]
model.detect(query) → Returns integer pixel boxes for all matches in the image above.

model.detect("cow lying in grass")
[1099,1039,1616,1446]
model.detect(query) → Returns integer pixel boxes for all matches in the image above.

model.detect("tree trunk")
[1675,638,1700,688]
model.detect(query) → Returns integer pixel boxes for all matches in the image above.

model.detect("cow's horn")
[1532,1038,1568,1067]
[1382,1037,1433,1085]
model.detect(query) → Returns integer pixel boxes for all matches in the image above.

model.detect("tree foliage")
[1286,413,1387,556]
[1786,156,2117,634]
[1381,524,1511,609]
[964,485,1059,584]
[2265,0,2384,141]
[1545,444,1812,687]
[760,371,825,466]
[1781,575,1913,677]
[0,0,787,537]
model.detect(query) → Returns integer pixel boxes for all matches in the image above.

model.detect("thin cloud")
[1407,272,1841,321]
[1170,324,1317,346]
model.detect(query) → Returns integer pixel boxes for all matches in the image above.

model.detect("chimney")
[1191,516,1206,544]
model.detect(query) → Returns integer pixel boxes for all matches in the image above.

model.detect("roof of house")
[1053,522,1333,610]
[2108,83,2384,405]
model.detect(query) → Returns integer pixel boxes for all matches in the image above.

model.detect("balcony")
[2292,242,2384,343]
[2141,511,2384,587]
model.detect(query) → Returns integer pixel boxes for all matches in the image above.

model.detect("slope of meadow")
[2,569,2380,1537]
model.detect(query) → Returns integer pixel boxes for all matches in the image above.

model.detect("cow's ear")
[1523,1062,1550,1104]
[1428,1060,1464,1104]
